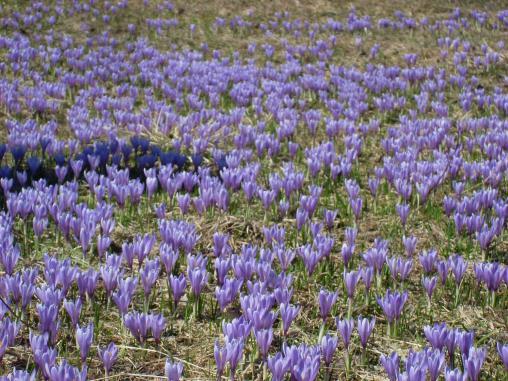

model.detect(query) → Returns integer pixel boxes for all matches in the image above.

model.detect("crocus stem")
[23,221,28,254]
[318,323,325,342]
[238,361,244,381]
[376,272,382,291]
[347,298,352,319]
[361,348,367,365]
[193,296,200,319]
[251,353,255,381]
[93,299,100,328]
[344,349,350,377]
[166,279,173,313]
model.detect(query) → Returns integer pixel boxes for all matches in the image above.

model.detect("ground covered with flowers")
[0,0,507,380]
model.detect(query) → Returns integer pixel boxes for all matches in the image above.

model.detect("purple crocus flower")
[123,311,150,343]
[396,203,410,226]
[160,244,179,274]
[155,203,166,219]
[320,334,338,366]
[169,273,187,309]
[362,241,387,276]
[1,246,20,276]
[213,233,231,257]
[323,209,338,230]
[55,165,68,184]
[165,358,183,381]
[357,316,375,349]
[344,227,358,247]
[336,318,355,349]
[145,173,158,199]
[0,317,20,360]
[318,289,337,323]
[98,342,118,375]
[216,277,242,312]
[226,338,244,380]
[188,267,209,297]
[422,276,437,301]
[140,258,160,298]
[63,298,82,328]
[255,328,273,359]
[259,189,276,210]
[100,264,122,298]
[296,208,309,232]
[121,242,136,270]
[436,260,449,285]
[474,262,504,293]
[344,270,360,300]
[497,342,508,370]
[279,200,290,216]
[377,289,409,324]
[280,303,300,336]
[457,329,475,358]
[70,159,84,179]
[44,360,87,381]
[177,194,191,214]
[444,367,468,381]
[1,369,35,380]
[222,317,252,343]
[250,306,277,331]
[449,254,467,285]
[112,276,138,316]
[380,351,400,381]
[361,266,374,292]
[284,343,321,381]
[350,197,363,221]
[36,304,60,345]
[402,235,417,257]
[267,352,290,381]
[462,346,486,381]
[424,322,448,351]
[29,331,54,375]
[214,340,228,380]
[425,347,446,381]
[214,257,230,287]
[75,323,94,363]
[149,313,166,344]
[76,268,99,300]
[97,235,111,260]
[368,176,380,197]
[418,250,439,275]
[444,328,458,365]
[341,243,355,268]
[299,244,320,276]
